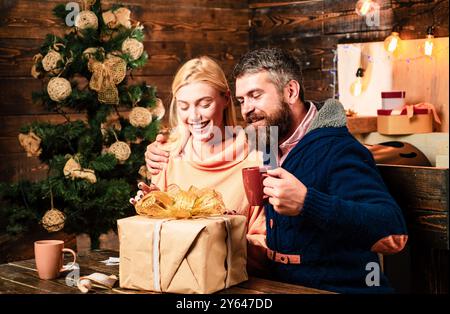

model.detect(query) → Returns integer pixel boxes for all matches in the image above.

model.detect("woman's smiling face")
[175,81,227,142]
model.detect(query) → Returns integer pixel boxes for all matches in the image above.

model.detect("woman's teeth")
[192,121,209,130]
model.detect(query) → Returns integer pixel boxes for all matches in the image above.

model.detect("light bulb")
[424,27,435,56]
[350,68,364,97]
[384,31,401,53]
[355,0,374,16]
[350,77,363,96]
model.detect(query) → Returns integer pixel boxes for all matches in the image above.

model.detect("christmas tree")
[0,0,163,248]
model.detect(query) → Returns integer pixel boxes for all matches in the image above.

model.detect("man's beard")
[245,100,293,144]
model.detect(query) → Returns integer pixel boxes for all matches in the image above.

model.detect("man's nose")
[240,99,254,117]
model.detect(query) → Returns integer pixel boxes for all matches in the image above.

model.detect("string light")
[341,43,448,63]
[355,0,375,16]
[350,68,364,97]
[424,26,435,56]
[384,27,402,53]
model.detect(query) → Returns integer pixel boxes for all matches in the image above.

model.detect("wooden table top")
[0,249,333,294]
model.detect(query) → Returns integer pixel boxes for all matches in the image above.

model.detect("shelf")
[346,116,377,134]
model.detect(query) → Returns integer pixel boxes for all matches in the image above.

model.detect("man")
[145,48,408,293]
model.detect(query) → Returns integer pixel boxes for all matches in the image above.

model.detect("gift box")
[377,108,433,135]
[381,91,406,110]
[118,215,248,294]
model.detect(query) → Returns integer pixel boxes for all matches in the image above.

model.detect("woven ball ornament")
[109,141,131,162]
[42,50,62,72]
[139,165,152,180]
[47,77,72,102]
[41,208,66,232]
[75,10,99,30]
[129,107,152,128]
[151,98,166,120]
[121,38,144,61]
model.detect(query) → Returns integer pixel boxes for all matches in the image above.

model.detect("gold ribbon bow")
[88,56,126,105]
[135,184,226,219]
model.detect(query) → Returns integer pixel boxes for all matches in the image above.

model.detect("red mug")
[242,167,267,206]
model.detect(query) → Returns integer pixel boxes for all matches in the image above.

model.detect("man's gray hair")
[232,47,305,103]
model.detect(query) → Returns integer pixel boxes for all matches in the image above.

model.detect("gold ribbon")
[135,184,226,219]
[88,56,126,105]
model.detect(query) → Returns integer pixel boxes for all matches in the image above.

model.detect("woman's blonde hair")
[167,56,237,152]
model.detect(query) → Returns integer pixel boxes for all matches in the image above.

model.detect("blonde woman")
[131,56,268,275]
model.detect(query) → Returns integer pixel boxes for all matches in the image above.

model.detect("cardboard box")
[118,215,248,294]
[377,108,433,135]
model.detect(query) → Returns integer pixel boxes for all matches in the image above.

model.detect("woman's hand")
[129,182,160,205]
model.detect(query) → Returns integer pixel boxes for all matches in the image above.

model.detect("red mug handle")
[60,248,77,272]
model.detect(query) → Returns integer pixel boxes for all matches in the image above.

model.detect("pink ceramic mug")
[242,166,268,206]
[34,240,77,280]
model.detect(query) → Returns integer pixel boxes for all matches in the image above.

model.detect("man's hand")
[145,133,170,175]
[263,167,307,216]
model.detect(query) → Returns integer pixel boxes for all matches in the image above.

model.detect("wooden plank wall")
[0,0,249,182]
[249,0,449,102]
[1,0,449,183]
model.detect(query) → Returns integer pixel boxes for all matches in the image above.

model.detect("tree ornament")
[63,157,97,184]
[102,7,131,29]
[129,107,152,128]
[75,10,99,30]
[151,98,165,120]
[82,47,99,60]
[122,38,144,61]
[47,77,72,102]
[31,53,44,79]
[18,131,42,157]
[108,141,131,163]
[41,208,66,232]
[138,165,152,180]
[88,55,127,104]
[42,49,63,73]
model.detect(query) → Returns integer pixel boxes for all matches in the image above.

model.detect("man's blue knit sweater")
[264,99,408,294]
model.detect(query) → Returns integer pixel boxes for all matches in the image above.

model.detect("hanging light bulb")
[355,0,374,16]
[424,26,435,56]
[350,68,364,97]
[384,28,402,53]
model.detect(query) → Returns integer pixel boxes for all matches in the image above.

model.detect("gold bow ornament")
[88,55,127,104]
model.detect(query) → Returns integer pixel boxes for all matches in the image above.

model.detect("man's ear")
[284,80,301,104]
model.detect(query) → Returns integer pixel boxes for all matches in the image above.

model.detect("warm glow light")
[350,77,363,96]
[355,0,373,16]
[384,32,401,53]
[424,27,435,57]
[424,35,434,56]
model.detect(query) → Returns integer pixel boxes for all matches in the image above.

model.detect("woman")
[131,56,268,275]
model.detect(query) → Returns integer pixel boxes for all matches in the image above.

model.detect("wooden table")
[0,249,333,294]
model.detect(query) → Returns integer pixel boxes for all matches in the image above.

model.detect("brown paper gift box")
[117,215,248,294]
[377,108,433,135]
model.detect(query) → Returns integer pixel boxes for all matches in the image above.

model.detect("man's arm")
[301,142,408,254]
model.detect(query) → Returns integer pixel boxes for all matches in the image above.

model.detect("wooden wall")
[1,0,449,183]
[249,0,449,102]
[0,0,249,182]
